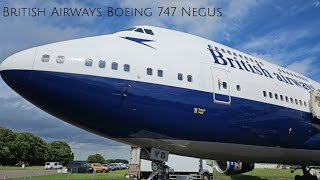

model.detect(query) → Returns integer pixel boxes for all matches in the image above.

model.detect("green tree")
[11,132,49,165]
[87,154,106,164]
[47,141,74,165]
[0,127,17,165]
[107,159,129,164]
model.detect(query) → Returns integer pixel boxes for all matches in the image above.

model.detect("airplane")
[1,25,320,180]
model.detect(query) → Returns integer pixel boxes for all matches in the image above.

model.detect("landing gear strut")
[293,166,318,180]
[147,160,171,180]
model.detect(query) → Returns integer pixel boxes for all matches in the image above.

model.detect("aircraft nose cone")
[1,48,36,90]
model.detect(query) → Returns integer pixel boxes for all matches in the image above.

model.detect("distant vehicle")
[102,164,115,171]
[111,163,125,170]
[44,162,63,170]
[91,163,110,173]
[67,161,94,173]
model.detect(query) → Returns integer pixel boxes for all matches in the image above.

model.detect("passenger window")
[227,50,232,55]
[269,92,273,99]
[304,101,307,107]
[223,82,227,89]
[239,54,243,58]
[221,49,226,53]
[111,62,118,70]
[187,75,192,82]
[42,54,50,62]
[144,29,154,35]
[158,70,163,77]
[85,59,93,66]
[99,60,106,68]
[237,85,241,91]
[56,56,65,64]
[244,56,248,60]
[260,62,264,66]
[290,98,293,104]
[233,52,238,57]
[285,96,289,102]
[147,68,153,75]
[275,94,278,100]
[214,47,219,51]
[263,91,267,97]
[299,100,302,106]
[124,64,130,72]
[280,95,283,101]
[178,73,183,81]
[295,99,298,105]
[135,28,144,33]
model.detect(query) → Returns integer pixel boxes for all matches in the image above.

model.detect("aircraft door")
[211,67,231,104]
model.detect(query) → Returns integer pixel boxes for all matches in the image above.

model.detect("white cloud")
[286,58,314,76]
[312,0,320,7]
[119,0,258,39]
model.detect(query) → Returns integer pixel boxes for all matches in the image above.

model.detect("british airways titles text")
[208,48,314,90]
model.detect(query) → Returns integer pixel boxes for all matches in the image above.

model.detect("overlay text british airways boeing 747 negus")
[1,26,320,180]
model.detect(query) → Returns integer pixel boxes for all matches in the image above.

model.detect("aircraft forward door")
[211,67,231,104]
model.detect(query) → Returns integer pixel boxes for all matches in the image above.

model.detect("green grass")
[28,170,128,180]
[7,168,303,180]
[214,168,303,180]
[0,166,44,170]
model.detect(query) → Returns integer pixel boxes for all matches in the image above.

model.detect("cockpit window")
[122,27,136,31]
[135,28,144,33]
[144,29,154,35]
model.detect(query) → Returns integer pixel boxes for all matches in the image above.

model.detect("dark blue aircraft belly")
[2,70,320,150]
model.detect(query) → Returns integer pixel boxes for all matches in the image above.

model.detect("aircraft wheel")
[202,173,210,180]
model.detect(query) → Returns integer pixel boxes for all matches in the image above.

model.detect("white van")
[45,162,63,169]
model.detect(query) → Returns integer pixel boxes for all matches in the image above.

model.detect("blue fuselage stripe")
[2,70,319,150]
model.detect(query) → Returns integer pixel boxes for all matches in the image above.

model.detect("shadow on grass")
[228,175,269,180]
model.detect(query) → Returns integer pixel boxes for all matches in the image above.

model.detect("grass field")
[25,170,128,180]
[0,166,44,170]
[3,168,302,180]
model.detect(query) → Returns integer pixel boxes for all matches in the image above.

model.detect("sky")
[0,0,319,160]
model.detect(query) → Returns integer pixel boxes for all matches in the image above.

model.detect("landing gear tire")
[203,173,210,180]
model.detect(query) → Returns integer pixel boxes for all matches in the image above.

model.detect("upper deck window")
[56,56,65,64]
[42,54,50,62]
[135,28,144,33]
[85,59,93,66]
[99,60,106,68]
[124,64,130,72]
[111,62,118,70]
[144,29,154,35]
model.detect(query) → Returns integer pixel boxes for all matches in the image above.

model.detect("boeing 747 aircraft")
[1,26,320,180]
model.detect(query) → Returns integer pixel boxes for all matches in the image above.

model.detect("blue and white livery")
[1,26,320,179]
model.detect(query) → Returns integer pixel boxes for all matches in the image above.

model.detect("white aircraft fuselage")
[1,26,320,166]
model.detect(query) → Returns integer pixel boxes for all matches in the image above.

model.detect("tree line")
[0,127,74,166]
[87,153,128,164]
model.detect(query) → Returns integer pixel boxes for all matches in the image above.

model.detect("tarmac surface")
[0,170,57,179]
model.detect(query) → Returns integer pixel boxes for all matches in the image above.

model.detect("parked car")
[109,164,118,171]
[44,162,63,170]
[102,164,115,171]
[67,161,94,173]
[91,163,110,173]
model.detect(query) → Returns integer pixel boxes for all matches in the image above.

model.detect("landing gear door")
[211,67,231,104]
